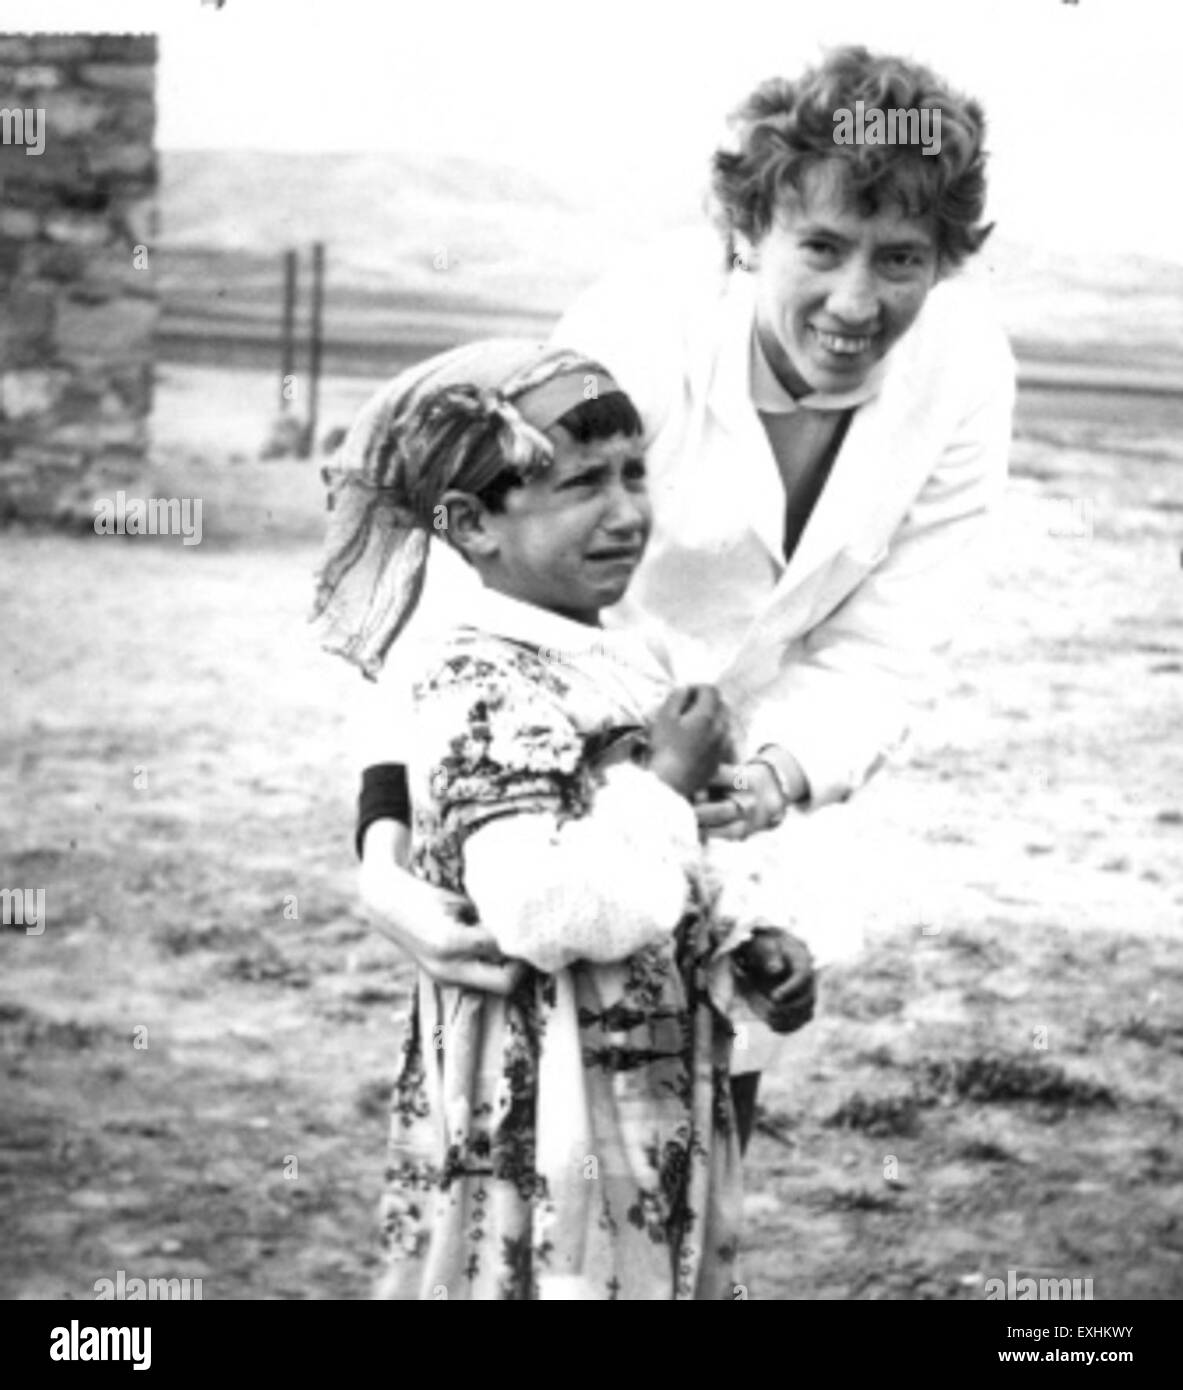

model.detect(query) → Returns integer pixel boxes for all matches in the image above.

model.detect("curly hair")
[710,46,993,270]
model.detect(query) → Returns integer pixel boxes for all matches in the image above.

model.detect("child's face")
[478,427,651,624]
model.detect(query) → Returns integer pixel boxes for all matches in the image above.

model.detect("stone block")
[23,37,101,64]
[15,65,62,90]
[0,137,88,195]
[89,449,150,496]
[55,295,156,365]
[105,363,154,417]
[85,141,154,180]
[76,248,156,300]
[105,104,156,154]
[22,241,87,282]
[45,210,113,247]
[54,376,105,421]
[0,238,26,279]
[0,207,40,238]
[0,285,55,367]
[78,63,154,95]
[50,417,145,450]
[41,88,109,139]
[0,38,35,63]
[93,36,157,64]
[1,368,71,420]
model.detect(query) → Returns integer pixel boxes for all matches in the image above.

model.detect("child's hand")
[648,685,732,798]
[732,927,816,1034]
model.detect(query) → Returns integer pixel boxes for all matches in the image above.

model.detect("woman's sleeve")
[418,654,701,973]
[549,237,701,444]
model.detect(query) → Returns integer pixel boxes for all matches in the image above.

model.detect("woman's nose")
[825,260,880,327]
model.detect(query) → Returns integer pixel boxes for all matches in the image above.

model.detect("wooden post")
[279,248,297,414]
[306,241,325,457]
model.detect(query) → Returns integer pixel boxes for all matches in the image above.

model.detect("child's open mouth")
[585,547,642,565]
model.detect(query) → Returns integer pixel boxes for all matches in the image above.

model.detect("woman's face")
[478,427,652,625]
[746,160,940,397]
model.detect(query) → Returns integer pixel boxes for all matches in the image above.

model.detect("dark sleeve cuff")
[355,763,411,859]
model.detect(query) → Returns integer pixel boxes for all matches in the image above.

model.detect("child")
[315,340,803,1300]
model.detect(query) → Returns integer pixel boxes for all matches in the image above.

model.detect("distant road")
[1014,361,1183,398]
[156,324,1183,403]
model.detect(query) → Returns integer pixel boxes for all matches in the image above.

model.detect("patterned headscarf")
[311,340,623,677]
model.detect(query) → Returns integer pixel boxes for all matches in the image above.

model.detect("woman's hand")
[360,820,526,994]
[695,745,808,840]
[648,685,733,798]
[695,761,784,839]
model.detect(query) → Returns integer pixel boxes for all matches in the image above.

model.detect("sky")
[7,0,1183,262]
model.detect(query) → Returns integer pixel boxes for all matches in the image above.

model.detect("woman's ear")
[731,232,759,273]
[438,489,498,562]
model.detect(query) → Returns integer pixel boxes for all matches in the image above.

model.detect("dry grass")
[1,368,1182,1299]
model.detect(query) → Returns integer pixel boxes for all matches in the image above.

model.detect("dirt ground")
[2,367,1181,1300]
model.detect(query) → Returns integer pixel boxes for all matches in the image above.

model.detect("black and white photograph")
[2,0,1181,1330]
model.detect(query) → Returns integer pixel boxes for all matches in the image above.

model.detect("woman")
[346,45,1015,1150]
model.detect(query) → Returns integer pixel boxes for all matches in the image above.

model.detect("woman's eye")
[883,251,926,273]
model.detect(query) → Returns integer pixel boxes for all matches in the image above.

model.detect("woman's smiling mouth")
[810,325,877,358]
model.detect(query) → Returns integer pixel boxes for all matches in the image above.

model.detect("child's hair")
[710,45,993,270]
[407,384,644,517]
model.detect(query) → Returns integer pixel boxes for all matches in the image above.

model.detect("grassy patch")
[824,1092,923,1138]
[915,1055,1117,1110]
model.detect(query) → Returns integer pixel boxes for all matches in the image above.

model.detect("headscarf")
[311,339,623,677]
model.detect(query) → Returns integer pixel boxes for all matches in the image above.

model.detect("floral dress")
[375,620,744,1300]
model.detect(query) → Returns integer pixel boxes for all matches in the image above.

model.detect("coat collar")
[697,270,901,582]
[705,271,887,428]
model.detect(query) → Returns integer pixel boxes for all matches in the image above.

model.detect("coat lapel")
[700,273,889,593]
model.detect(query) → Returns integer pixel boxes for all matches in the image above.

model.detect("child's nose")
[603,482,648,533]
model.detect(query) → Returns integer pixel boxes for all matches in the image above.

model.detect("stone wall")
[0,33,157,525]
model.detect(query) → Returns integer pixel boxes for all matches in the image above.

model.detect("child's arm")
[420,658,729,975]
[462,760,701,973]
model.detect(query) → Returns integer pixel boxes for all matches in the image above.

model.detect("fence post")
[279,248,297,414]
[306,241,325,456]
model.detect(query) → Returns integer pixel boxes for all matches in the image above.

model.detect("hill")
[158,149,1183,377]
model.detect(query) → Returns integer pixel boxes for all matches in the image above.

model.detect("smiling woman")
[540,42,1014,1149]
